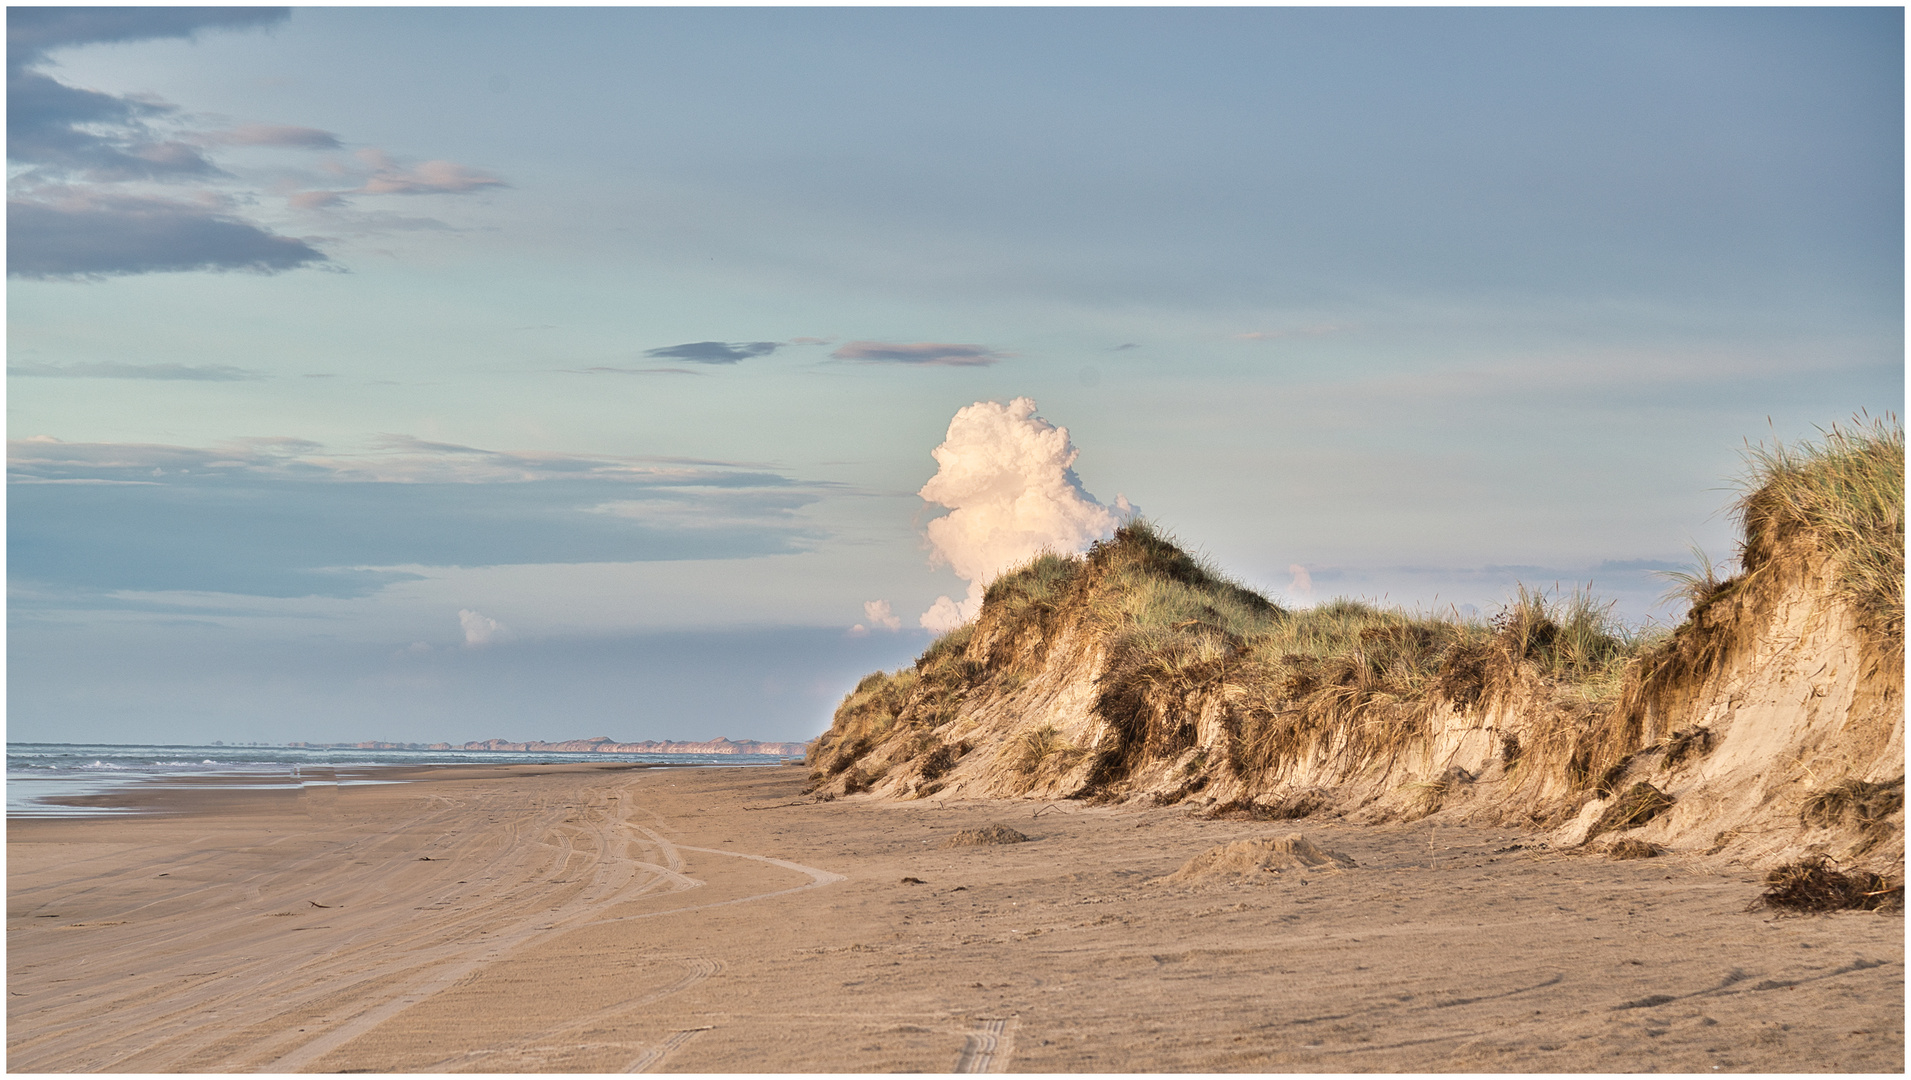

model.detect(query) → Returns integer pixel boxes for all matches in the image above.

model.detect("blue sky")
[8,7,1902,746]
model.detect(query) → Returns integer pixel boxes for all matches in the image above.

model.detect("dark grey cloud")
[6,8,289,68]
[7,8,289,181]
[8,196,326,278]
[6,10,507,278]
[3,8,333,279]
[8,436,826,598]
[830,341,1006,366]
[9,360,263,381]
[643,341,783,364]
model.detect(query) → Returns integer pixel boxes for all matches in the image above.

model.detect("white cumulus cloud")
[458,608,506,647]
[863,599,902,632]
[916,397,1133,632]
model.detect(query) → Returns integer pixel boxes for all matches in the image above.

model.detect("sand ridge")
[8,764,1904,1072]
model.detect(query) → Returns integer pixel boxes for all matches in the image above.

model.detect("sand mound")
[1157,834,1356,883]
[943,823,1030,848]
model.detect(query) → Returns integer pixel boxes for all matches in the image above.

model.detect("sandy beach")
[8,763,1902,1073]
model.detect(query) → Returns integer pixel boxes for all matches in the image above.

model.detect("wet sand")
[7,763,1903,1072]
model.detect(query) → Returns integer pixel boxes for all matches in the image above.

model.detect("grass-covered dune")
[811,417,1904,875]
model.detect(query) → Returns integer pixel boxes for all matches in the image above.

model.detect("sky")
[7,6,1903,747]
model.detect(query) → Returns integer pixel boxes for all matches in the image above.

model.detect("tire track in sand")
[277,812,842,1071]
[399,828,845,1073]
[954,1016,1016,1073]
[625,1024,714,1073]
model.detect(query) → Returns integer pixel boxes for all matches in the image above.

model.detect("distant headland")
[286,736,813,756]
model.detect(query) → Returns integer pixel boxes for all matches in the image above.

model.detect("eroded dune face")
[810,514,1902,877]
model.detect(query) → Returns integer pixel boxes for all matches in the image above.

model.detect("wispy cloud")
[643,341,783,364]
[9,434,832,599]
[568,366,704,377]
[831,341,1007,366]
[198,124,340,149]
[352,148,505,196]
[7,433,802,488]
[9,360,263,381]
[1233,325,1345,341]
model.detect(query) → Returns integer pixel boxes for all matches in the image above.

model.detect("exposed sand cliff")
[811,426,1903,881]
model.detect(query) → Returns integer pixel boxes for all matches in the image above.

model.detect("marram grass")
[1734,413,1904,647]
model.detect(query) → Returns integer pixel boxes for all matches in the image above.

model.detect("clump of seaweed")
[1585,782,1676,843]
[1607,838,1663,860]
[1752,855,1903,913]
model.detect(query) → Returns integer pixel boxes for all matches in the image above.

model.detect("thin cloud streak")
[831,341,1007,366]
[9,361,263,381]
[6,434,805,488]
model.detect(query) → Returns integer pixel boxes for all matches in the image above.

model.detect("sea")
[6,742,790,818]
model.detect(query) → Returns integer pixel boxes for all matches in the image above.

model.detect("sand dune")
[7,764,1902,1072]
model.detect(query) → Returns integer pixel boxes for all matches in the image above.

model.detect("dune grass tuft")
[1655,543,1738,616]
[1735,414,1904,647]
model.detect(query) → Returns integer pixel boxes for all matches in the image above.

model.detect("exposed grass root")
[1584,782,1675,844]
[1800,776,1904,853]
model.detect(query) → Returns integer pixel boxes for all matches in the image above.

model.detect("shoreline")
[6,745,796,820]
[11,761,670,818]
[9,763,1902,1072]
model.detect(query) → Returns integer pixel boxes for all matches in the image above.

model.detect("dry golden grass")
[1011,725,1083,776]
[1736,413,1904,648]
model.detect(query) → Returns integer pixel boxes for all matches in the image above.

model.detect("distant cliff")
[810,421,1903,876]
[452,735,811,756]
